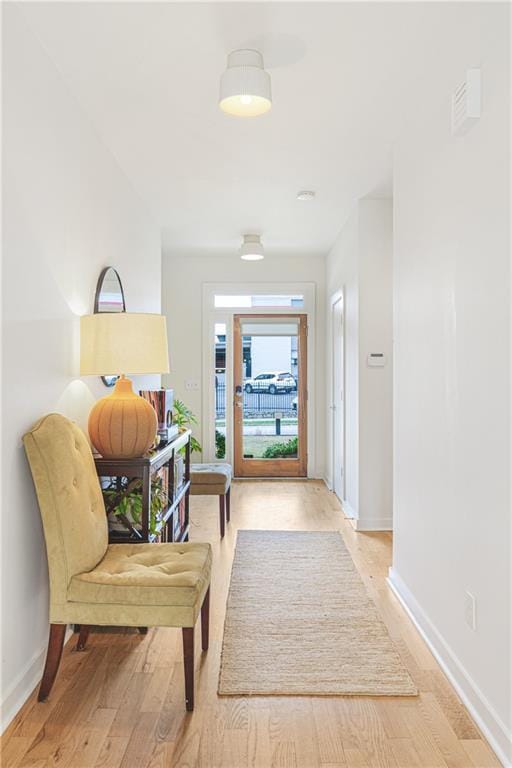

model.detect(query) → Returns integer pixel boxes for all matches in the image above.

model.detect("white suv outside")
[244,372,297,394]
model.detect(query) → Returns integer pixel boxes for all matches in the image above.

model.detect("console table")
[94,429,191,543]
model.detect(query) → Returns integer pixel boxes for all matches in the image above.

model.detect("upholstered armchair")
[23,413,212,711]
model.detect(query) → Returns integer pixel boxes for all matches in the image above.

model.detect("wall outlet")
[464,591,477,631]
[185,379,200,391]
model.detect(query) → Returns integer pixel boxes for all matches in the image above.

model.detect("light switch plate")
[185,379,200,391]
[367,353,386,367]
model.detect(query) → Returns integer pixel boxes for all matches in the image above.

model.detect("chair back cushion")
[23,413,108,608]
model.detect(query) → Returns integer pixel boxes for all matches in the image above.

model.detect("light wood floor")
[2,481,500,768]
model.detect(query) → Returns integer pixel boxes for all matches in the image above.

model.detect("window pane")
[215,294,304,309]
[215,295,252,308]
[214,324,226,458]
[242,329,299,460]
[250,295,304,307]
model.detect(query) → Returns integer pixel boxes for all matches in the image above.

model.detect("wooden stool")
[190,464,232,538]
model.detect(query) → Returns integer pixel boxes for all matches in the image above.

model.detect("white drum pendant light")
[219,49,271,117]
[240,234,264,261]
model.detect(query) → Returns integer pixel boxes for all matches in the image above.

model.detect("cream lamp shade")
[80,313,169,376]
[80,312,170,459]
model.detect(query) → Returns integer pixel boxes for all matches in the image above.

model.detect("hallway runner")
[218,530,417,696]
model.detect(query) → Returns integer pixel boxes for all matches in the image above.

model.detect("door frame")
[330,290,345,501]
[233,313,308,478]
[201,282,316,475]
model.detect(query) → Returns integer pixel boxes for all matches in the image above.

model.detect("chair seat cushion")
[190,463,232,494]
[68,542,211,608]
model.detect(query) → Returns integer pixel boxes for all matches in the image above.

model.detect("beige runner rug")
[218,530,417,696]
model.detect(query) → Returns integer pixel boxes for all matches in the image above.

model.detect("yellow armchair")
[23,413,212,711]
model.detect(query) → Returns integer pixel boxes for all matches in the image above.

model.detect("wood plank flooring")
[1,480,501,767]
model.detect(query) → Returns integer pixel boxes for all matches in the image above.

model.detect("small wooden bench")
[190,463,232,538]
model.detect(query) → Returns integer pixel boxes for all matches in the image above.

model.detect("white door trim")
[331,290,345,502]
[201,282,317,476]
[330,289,345,502]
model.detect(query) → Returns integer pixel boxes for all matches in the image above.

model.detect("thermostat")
[367,353,386,367]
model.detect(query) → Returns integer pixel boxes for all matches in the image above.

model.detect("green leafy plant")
[174,399,202,454]
[215,429,226,459]
[103,474,168,537]
[262,436,298,459]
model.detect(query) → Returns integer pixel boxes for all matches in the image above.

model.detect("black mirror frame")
[94,267,126,387]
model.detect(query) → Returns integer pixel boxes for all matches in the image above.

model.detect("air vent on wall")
[452,68,481,136]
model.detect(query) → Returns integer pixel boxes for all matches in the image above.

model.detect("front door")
[233,314,307,477]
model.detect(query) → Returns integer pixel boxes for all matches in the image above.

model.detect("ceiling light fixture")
[219,50,272,117]
[240,234,264,261]
[297,190,316,201]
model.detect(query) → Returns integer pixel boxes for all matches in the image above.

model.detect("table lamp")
[80,312,170,458]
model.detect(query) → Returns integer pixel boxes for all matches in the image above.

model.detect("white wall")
[390,3,511,763]
[325,209,359,513]
[1,6,161,729]
[161,253,326,477]
[358,199,393,530]
[326,198,393,530]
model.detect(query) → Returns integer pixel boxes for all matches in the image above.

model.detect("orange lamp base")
[88,376,157,459]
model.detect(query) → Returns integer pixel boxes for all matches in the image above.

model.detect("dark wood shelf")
[94,430,190,476]
[176,524,190,543]
[94,430,191,544]
[172,480,191,507]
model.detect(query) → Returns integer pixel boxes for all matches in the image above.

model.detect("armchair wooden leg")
[38,624,66,702]
[182,627,195,712]
[219,495,225,538]
[201,587,210,652]
[76,625,90,651]
[226,487,231,523]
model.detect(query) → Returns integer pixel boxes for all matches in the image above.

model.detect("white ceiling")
[20,2,470,257]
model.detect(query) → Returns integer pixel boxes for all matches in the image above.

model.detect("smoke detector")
[297,190,316,201]
[452,69,481,136]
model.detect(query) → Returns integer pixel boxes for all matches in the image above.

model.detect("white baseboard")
[388,568,511,768]
[323,475,333,491]
[1,627,73,734]
[341,500,357,519]
[354,516,393,531]
[340,499,393,531]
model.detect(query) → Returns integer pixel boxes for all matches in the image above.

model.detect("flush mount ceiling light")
[297,190,316,201]
[219,49,272,117]
[240,234,264,261]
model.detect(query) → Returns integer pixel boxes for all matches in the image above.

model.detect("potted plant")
[102,473,168,538]
[102,400,201,540]
[173,399,202,454]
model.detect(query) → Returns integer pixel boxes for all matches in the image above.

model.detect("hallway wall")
[1,6,162,730]
[325,210,359,513]
[390,3,511,762]
[326,198,393,530]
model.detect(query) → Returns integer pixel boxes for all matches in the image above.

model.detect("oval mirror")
[94,267,126,387]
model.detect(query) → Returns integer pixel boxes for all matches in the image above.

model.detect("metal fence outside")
[215,383,297,418]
